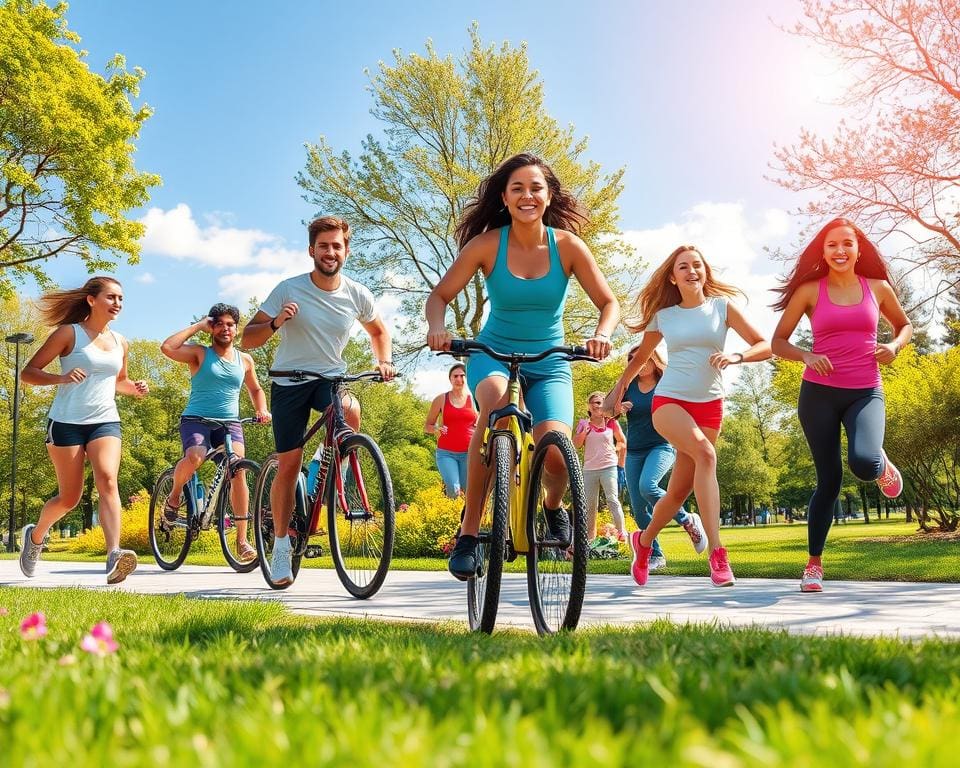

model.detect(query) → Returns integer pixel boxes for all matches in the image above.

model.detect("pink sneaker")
[876,450,903,498]
[628,530,652,586]
[800,564,823,593]
[709,547,735,587]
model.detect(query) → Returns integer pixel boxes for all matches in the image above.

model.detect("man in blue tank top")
[160,303,271,562]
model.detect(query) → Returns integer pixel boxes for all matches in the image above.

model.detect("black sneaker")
[448,534,480,581]
[544,507,570,545]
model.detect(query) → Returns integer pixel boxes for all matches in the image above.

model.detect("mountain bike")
[441,339,594,635]
[149,416,263,572]
[253,370,395,596]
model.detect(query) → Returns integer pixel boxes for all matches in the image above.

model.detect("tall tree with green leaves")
[298,26,631,357]
[0,0,160,295]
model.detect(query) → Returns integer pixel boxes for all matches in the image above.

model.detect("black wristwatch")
[269,318,279,332]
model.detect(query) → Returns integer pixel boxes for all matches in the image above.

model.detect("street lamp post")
[6,332,34,552]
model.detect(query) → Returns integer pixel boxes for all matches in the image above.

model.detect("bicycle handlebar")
[443,339,596,364]
[268,369,397,384]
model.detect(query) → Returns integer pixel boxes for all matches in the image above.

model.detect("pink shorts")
[651,396,724,431]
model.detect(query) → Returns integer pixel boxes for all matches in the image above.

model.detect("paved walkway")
[2,560,958,638]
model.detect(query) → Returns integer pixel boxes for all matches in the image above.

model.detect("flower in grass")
[0,607,8,616]
[58,654,78,666]
[19,612,47,640]
[80,621,119,657]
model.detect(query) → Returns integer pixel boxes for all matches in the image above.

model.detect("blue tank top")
[476,226,570,377]
[623,377,668,452]
[183,347,244,420]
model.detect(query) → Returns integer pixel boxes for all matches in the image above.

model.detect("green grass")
[5,514,957,581]
[0,587,958,766]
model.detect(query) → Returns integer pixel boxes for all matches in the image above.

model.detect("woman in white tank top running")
[20,277,149,584]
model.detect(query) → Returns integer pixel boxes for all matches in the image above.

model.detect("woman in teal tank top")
[425,152,619,581]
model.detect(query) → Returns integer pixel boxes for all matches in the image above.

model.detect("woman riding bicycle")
[425,153,619,580]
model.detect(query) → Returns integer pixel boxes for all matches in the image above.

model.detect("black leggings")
[797,380,885,557]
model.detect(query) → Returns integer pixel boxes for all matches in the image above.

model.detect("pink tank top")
[582,421,618,471]
[802,276,881,389]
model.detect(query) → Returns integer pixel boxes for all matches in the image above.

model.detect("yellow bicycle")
[445,339,594,635]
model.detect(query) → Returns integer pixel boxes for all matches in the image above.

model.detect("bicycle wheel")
[253,453,306,589]
[219,458,261,573]
[148,467,193,570]
[327,433,395,599]
[526,430,588,635]
[466,433,511,634]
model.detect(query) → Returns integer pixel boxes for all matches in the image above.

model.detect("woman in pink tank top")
[424,363,478,497]
[772,218,913,594]
[573,391,627,542]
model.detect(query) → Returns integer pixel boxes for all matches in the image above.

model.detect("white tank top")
[48,324,123,424]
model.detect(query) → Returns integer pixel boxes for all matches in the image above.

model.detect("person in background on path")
[605,245,770,588]
[771,218,911,593]
[573,392,627,542]
[423,363,478,498]
[426,152,618,580]
[613,344,707,572]
[160,303,271,563]
[19,277,149,584]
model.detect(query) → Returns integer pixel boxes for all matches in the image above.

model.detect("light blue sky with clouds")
[33,0,863,393]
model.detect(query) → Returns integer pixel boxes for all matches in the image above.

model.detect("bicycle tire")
[148,467,193,570]
[253,453,306,589]
[327,433,395,599]
[525,430,588,635]
[466,433,511,634]
[218,458,261,573]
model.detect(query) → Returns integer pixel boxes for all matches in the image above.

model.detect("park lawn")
[5,515,957,582]
[1,587,958,767]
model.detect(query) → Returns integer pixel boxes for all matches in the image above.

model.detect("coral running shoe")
[709,546,735,587]
[876,450,903,499]
[800,564,824,593]
[628,531,652,586]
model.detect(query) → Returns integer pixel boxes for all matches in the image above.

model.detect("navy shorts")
[45,420,121,447]
[270,380,336,453]
[179,417,245,453]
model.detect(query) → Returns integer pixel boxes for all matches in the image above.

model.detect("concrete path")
[2,560,959,638]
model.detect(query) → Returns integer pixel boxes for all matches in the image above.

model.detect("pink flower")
[19,612,47,640]
[0,607,8,616]
[58,654,77,666]
[399,504,409,513]
[80,621,118,656]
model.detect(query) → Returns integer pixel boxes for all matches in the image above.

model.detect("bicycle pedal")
[304,545,324,558]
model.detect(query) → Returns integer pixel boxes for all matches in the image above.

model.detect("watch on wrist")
[269,318,279,332]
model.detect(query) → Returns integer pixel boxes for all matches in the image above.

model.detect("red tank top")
[437,393,477,452]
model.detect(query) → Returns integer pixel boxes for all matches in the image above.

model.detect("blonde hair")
[37,276,122,327]
[586,391,606,404]
[625,245,743,332]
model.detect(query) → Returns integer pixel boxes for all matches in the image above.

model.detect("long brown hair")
[37,276,122,327]
[454,153,589,249]
[625,245,743,332]
[772,218,893,311]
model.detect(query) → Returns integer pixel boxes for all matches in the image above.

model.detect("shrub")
[383,444,442,505]
[71,491,152,555]
[392,483,462,558]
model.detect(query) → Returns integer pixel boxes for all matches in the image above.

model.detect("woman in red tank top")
[424,363,478,497]
[772,218,912,594]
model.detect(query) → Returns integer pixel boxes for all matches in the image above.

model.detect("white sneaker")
[270,543,294,587]
[681,512,707,554]
[648,554,667,572]
[106,548,138,584]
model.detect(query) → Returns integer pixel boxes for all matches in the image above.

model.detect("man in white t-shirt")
[242,215,394,585]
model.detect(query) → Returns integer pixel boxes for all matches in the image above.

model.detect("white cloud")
[135,272,155,284]
[411,366,452,400]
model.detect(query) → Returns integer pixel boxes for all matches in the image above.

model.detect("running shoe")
[876,450,903,498]
[106,549,138,584]
[19,524,42,578]
[648,554,667,572]
[270,541,294,586]
[628,531,652,586]
[800,564,823,593]
[709,546,735,587]
[681,512,707,554]
[447,534,480,581]
[544,507,571,545]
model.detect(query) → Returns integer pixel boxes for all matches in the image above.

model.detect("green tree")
[728,364,785,463]
[298,26,631,357]
[715,415,777,522]
[0,0,160,294]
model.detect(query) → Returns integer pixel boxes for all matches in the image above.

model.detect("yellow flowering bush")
[392,484,462,558]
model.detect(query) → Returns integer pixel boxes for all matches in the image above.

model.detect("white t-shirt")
[260,273,376,384]
[647,298,729,402]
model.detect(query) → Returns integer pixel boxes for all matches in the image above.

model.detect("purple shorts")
[179,417,245,453]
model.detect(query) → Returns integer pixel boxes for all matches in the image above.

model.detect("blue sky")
[35,0,858,392]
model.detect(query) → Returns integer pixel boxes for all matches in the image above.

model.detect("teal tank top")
[476,226,570,376]
[183,347,244,420]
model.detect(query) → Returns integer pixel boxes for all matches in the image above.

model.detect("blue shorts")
[179,417,245,453]
[466,354,573,427]
[45,420,121,447]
